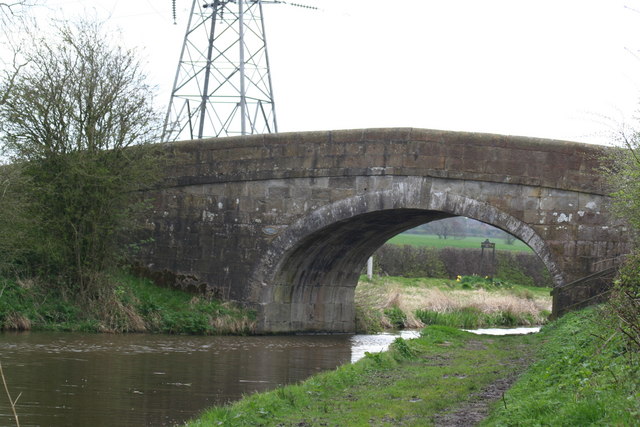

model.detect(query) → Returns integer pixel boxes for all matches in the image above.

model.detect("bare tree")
[0,1,33,19]
[0,1,35,109]
[0,0,34,36]
[0,19,162,288]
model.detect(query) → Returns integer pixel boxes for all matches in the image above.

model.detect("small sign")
[481,239,495,249]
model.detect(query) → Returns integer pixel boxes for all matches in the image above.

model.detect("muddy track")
[432,342,535,427]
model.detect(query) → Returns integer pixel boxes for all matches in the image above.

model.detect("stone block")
[268,186,290,199]
[328,176,357,189]
[311,188,332,200]
[345,143,366,156]
[331,128,365,143]
[364,142,386,155]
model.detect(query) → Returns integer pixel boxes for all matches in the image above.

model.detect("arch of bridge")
[250,181,562,332]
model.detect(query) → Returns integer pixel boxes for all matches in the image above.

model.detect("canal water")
[0,330,419,426]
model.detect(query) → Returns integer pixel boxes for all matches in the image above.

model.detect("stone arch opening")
[251,187,561,333]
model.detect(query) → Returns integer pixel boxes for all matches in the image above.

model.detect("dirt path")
[432,341,535,426]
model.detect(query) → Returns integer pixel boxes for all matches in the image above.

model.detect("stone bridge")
[139,128,631,333]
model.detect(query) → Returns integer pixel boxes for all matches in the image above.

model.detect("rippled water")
[0,330,416,426]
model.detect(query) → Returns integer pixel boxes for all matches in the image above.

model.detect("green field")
[387,233,533,253]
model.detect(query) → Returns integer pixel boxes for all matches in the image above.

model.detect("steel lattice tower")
[163,0,278,141]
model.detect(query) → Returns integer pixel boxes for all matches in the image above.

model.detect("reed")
[0,362,20,427]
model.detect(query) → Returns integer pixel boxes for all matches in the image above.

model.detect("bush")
[373,244,551,287]
[608,251,640,351]
[355,304,384,333]
[0,20,162,293]
[383,307,407,329]
[374,245,447,278]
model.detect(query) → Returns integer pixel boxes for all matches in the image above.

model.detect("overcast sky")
[11,0,640,145]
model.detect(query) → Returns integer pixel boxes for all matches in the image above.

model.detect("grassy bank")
[1,272,551,335]
[355,275,551,332]
[388,233,533,253]
[187,325,537,426]
[0,272,256,334]
[482,307,640,426]
[185,307,639,426]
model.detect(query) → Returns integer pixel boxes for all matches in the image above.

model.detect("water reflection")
[350,330,421,363]
[463,326,541,335]
[0,330,414,426]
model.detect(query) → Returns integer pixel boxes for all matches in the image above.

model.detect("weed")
[383,307,407,329]
[365,351,385,365]
[391,337,416,360]
[0,362,20,427]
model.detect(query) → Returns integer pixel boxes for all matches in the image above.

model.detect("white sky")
[8,0,640,145]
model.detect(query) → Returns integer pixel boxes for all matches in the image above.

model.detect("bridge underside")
[268,210,453,332]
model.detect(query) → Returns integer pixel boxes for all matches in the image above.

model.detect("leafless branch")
[0,50,28,107]
[0,1,31,19]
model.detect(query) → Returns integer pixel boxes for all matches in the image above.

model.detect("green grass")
[388,233,533,252]
[361,274,550,298]
[186,307,640,426]
[414,307,536,329]
[482,307,640,426]
[186,326,537,426]
[0,272,256,334]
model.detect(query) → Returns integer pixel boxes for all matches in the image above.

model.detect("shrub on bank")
[608,250,640,352]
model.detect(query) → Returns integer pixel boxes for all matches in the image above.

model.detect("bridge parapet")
[166,128,608,194]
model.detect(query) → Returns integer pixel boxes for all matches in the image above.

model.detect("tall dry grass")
[1,313,31,331]
[355,277,552,330]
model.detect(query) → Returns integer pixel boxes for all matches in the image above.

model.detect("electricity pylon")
[163,0,278,141]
